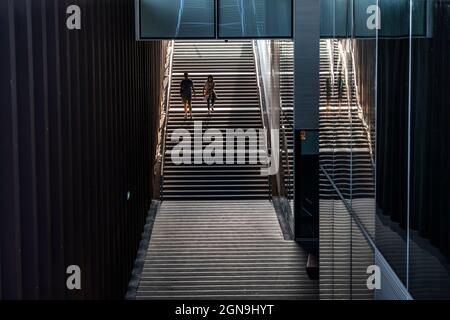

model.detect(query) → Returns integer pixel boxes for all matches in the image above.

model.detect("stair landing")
[136,201,318,300]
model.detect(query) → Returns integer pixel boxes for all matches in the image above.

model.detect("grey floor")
[136,200,318,300]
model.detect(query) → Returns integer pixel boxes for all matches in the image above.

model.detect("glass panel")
[348,1,377,300]
[409,0,450,299]
[349,40,376,239]
[218,0,292,38]
[320,0,352,38]
[374,0,411,288]
[351,219,375,299]
[139,0,215,39]
[319,197,353,299]
[319,0,353,299]
[320,0,429,38]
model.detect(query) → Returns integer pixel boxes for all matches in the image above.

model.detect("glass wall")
[320,0,429,38]
[138,0,293,39]
[138,0,450,300]
[139,0,216,39]
[375,0,450,300]
[321,0,450,300]
[375,1,411,290]
[218,0,292,38]
[409,0,450,299]
[318,0,377,299]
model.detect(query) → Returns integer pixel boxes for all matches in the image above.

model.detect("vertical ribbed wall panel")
[0,0,163,299]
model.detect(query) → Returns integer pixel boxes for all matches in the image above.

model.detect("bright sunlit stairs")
[162,41,270,200]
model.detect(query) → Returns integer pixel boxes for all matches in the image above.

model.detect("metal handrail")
[252,40,272,184]
[320,164,377,253]
[338,40,354,200]
[349,40,376,169]
[279,107,291,198]
[338,41,353,118]
[252,41,269,136]
[253,40,292,198]
[279,41,293,199]
[327,39,336,84]
[154,46,168,174]
[158,40,175,196]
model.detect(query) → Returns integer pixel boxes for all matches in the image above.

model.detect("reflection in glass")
[409,0,450,299]
[140,0,215,39]
[373,0,412,287]
[319,36,377,299]
[304,0,450,300]
[320,0,429,38]
[219,0,292,38]
[319,0,377,300]
[375,0,450,299]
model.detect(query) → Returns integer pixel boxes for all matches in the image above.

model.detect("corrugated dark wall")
[0,0,163,299]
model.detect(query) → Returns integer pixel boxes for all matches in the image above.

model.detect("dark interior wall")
[376,37,410,229]
[354,1,450,260]
[410,1,450,257]
[377,1,450,258]
[0,0,163,299]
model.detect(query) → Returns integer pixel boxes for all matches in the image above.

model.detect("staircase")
[318,40,375,300]
[319,40,375,200]
[277,39,375,201]
[139,41,319,301]
[162,41,270,200]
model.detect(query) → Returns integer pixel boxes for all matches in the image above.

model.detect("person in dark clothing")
[337,72,344,109]
[180,72,196,119]
[203,75,216,114]
[325,76,332,111]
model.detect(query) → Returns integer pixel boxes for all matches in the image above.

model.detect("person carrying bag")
[203,75,217,114]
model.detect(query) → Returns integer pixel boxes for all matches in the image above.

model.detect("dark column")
[293,0,320,253]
